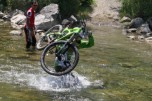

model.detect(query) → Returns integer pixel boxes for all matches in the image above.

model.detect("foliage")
[2,0,94,19]
[0,0,7,11]
[120,0,152,19]
[6,0,32,12]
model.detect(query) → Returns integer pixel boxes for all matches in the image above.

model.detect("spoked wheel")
[36,25,63,50]
[40,41,79,76]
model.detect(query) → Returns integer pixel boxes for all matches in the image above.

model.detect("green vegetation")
[120,0,152,19]
[0,0,7,11]
[1,0,94,19]
[57,0,94,19]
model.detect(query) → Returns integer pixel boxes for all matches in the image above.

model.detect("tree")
[0,0,7,11]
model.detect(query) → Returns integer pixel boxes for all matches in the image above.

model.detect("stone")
[129,17,144,28]
[9,30,22,35]
[120,16,131,23]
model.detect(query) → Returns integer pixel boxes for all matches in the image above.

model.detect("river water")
[0,22,152,101]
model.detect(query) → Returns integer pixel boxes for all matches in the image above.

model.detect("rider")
[24,1,38,50]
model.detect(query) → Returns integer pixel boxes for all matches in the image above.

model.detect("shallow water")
[0,22,152,101]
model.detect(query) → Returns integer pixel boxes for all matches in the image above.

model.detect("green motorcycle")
[40,19,94,76]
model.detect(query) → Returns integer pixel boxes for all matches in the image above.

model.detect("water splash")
[28,72,91,92]
[0,65,91,92]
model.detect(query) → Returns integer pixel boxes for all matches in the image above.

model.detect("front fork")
[55,33,76,59]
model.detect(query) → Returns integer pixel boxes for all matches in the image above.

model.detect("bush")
[120,0,152,20]
[0,0,7,11]
[4,0,94,19]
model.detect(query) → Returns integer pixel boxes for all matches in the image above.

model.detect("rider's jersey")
[25,7,35,28]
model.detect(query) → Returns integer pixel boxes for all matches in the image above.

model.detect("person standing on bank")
[24,1,38,51]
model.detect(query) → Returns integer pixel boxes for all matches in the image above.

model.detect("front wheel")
[40,41,79,76]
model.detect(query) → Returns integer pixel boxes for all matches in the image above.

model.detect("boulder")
[40,4,59,17]
[35,14,57,30]
[11,14,26,25]
[35,4,59,30]
[10,14,26,29]
[9,9,25,17]
[129,17,144,28]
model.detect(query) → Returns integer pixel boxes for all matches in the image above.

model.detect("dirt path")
[91,0,121,22]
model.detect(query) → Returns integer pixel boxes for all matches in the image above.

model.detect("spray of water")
[0,65,91,92]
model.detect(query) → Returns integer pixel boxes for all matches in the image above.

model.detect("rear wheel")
[36,25,62,50]
[40,41,79,76]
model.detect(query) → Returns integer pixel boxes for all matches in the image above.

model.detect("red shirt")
[26,7,35,28]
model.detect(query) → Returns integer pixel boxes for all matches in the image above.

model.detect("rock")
[120,16,131,23]
[0,11,4,18]
[35,4,59,30]
[146,32,152,37]
[40,4,59,16]
[35,14,57,30]
[137,24,151,35]
[9,9,25,17]
[145,37,152,44]
[10,13,26,29]
[10,14,26,25]
[0,19,4,22]
[2,15,10,21]
[119,63,134,68]
[11,23,24,30]
[138,35,145,41]
[126,28,137,33]
[129,17,144,28]
[127,35,136,40]
[9,30,22,35]
[91,80,104,89]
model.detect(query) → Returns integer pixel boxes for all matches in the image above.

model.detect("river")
[0,22,152,101]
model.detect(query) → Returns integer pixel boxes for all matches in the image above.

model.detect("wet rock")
[119,63,134,68]
[98,64,109,68]
[146,32,152,37]
[127,35,136,40]
[126,28,137,33]
[11,23,24,30]
[145,37,152,44]
[0,19,4,22]
[91,80,104,89]
[9,30,22,35]
[138,35,145,41]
